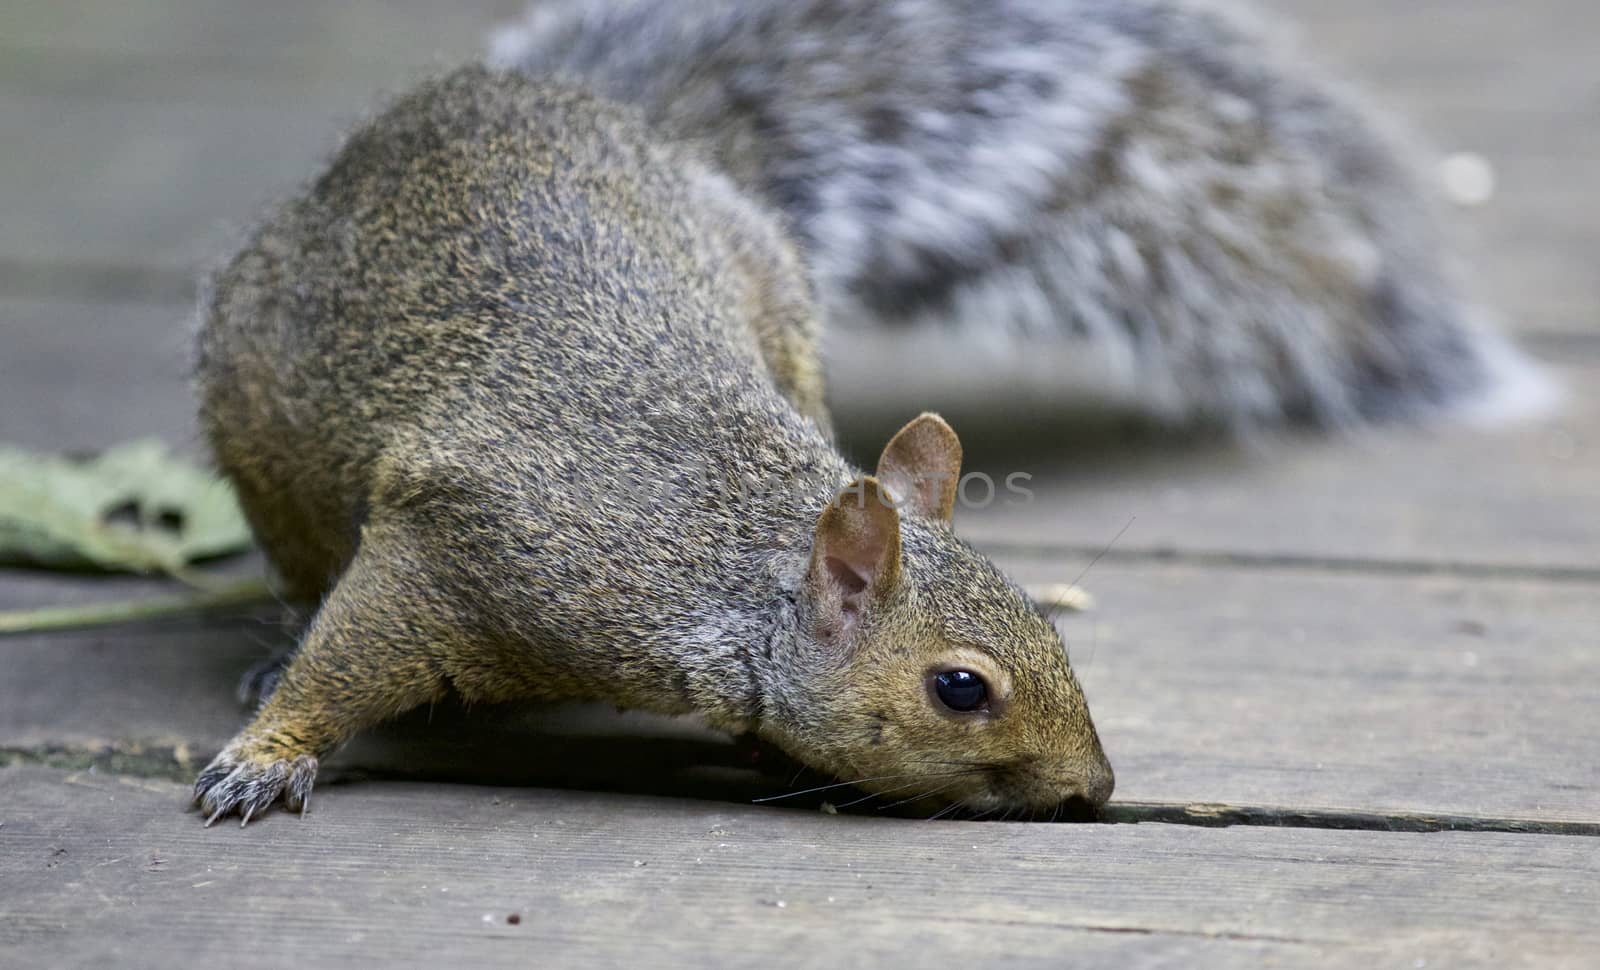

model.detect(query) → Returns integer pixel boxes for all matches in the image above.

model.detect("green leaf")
[0,440,255,575]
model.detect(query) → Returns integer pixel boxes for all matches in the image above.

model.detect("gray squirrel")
[192,68,1112,825]
[491,0,1555,432]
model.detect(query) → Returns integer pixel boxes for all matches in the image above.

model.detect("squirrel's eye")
[933,669,989,713]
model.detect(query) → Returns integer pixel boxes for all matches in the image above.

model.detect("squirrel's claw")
[193,744,318,827]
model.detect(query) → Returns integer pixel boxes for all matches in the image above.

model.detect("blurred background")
[0,0,1593,456]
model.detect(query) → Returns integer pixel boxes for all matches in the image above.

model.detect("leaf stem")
[0,578,277,636]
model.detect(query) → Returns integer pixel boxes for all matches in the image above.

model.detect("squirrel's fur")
[492,0,1555,431]
[193,68,1111,825]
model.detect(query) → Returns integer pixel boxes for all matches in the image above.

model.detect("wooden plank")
[1259,0,1600,333]
[0,93,344,275]
[5,555,1596,823]
[0,0,516,272]
[1,764,1596,969]
[998,558,1600,824]
[0,621,261,761]
[0,0,525,65]
[1265,0,1599,100]
[0,297,199,453]
[836,355,1600,573]
[0,41,429,107]
[1477,161,1600,314]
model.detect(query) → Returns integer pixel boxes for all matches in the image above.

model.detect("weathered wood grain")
[2,764,1595,970]
[1002,558,1600,823]
[881,357,1600,573]
[0,93,348,274]
[1266,0,1598,108]
[1265,0,1600,337]
[0,298,199,452]
[0,1,517,275]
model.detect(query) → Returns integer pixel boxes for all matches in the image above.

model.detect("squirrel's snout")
[1001,751,1114,815]
[1043,754,1115,811]
[1042,769,1114,821]
[1079,762,1115,808]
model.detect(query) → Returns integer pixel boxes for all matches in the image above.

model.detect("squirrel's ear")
[806,476,903,639]
[876,412,963,523]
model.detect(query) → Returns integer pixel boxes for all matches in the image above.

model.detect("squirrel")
[191,67,1113,825]
[490,0,1557,432]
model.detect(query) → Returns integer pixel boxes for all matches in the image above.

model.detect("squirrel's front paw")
[192,739,318,827]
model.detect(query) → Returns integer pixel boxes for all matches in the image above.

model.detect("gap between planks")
[6,746,1597,838]
[977,541,1600,586]
[1105,801,1600,837]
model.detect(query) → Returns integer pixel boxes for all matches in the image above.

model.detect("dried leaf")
[0,440,254,575]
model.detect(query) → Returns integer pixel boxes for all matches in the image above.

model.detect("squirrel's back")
[494,0,1556,431]
[197,68,829,598]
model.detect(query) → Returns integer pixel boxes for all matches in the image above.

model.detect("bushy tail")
[488,0,1559,435]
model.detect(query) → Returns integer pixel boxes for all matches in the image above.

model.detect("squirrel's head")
[770,414,1113,817]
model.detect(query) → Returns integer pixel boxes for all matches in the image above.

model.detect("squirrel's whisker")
[877,779,970,811]
[836,770,981,809]
[836,781,922,809]
[753,768,984,804]
[750,773,920,803]
[831,790,882,810]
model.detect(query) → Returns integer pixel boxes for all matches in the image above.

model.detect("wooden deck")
[2,0,1596,966]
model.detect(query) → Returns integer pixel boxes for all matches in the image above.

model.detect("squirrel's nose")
[1058,756,1115,809]
[1042,762,1114,819]
[1080,762,1115,807]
